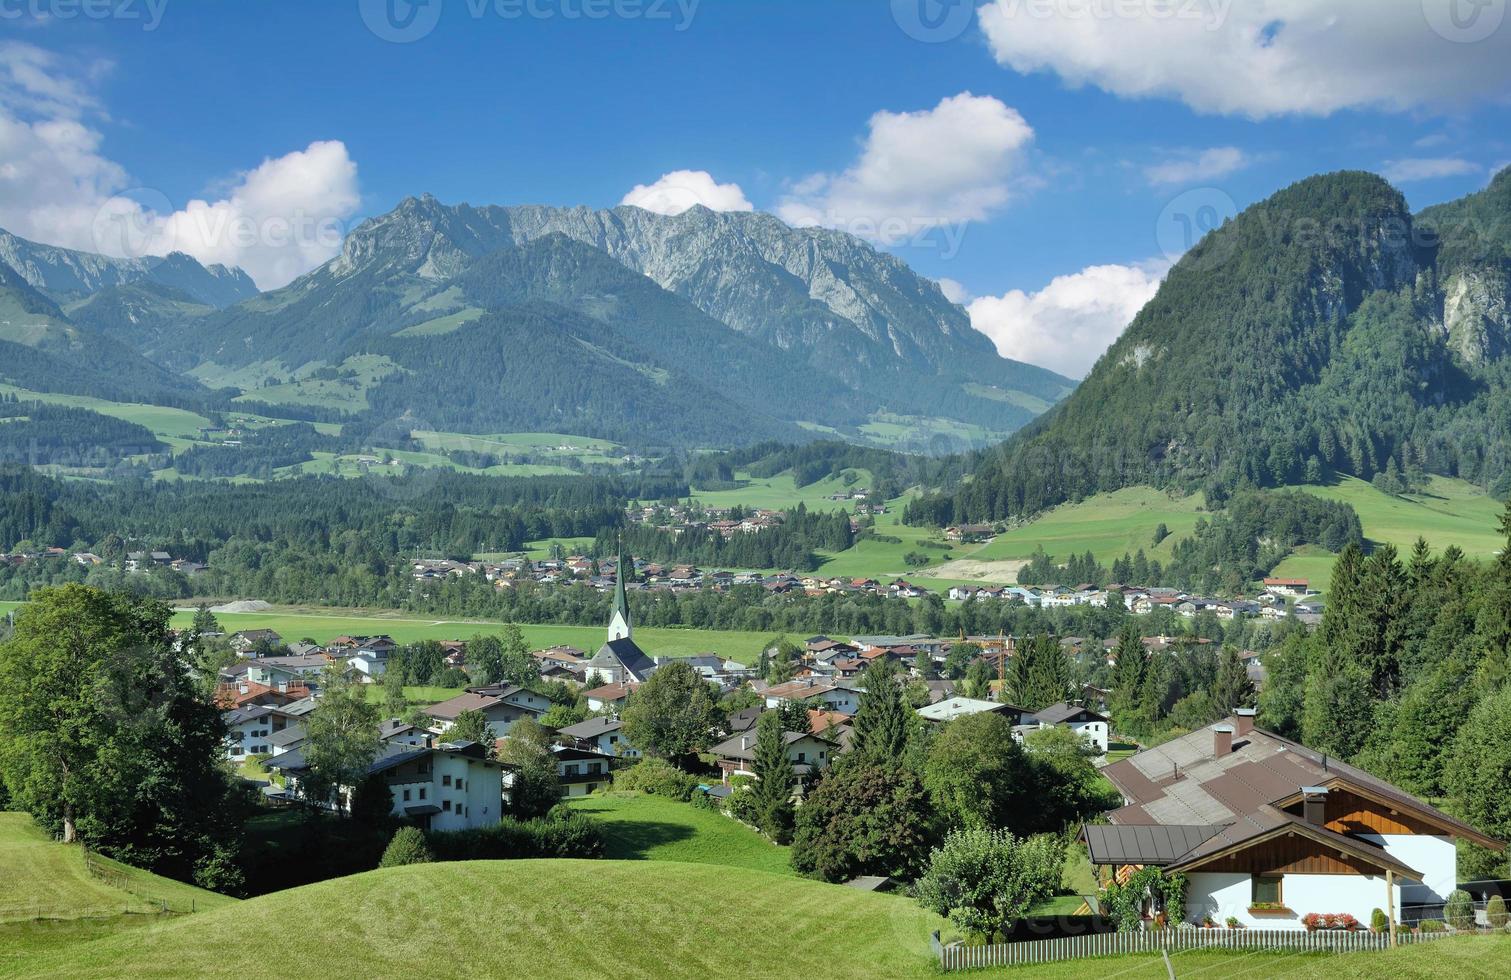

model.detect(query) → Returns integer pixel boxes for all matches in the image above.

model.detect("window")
[1251,875,1283,906]
[442,774,451,787]
[443,800,451,812]
[796,752,806,763]
[419,787,427,800]
[403,789,411,802]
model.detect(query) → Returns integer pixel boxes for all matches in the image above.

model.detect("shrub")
[1225,916,1240,929]
[1488,895,1507,928]
[1419,919,1446,933]
[914,828,1062,943]
[379,826,434,868]
[426,814,605,861]
[612,759,699,801]
[1445,889,1474,930]
[1371,908,1389,933]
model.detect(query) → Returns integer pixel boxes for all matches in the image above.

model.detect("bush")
[1371,907,1389,933]
[1419,919,1446,933]
[1488,895,1507,929]
[1445,889,1474,930]
[379,826,434,868]
[426,814,605,861]
[612,759,699,801]
[914,828,1062,942]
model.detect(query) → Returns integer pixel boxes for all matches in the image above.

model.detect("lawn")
[1299,475,1505,559]
[0,859,948,979]
[402,685,466,704]
[0,813,232,923]
[971,486,1208,567]
[167,605,774,664]
[568,793,794,876]
[682,468,875,512]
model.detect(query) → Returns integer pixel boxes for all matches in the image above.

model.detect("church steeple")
[608,536,632,641]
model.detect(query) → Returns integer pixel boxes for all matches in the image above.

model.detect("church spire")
[609,534,632,641]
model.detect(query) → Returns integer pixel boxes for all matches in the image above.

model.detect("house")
[346,650,387,683]
[265,724,307,757]
[426,685,549,735]
[229,629,284,655]
[944,524,994,543]
[1262,578,1311,598]
[549,745,613,797]
[711,729,839,784]
[222,705,297,760]
[725,705,764,735]
[583,682,637,714]
[761,678,864,714]
[1083,708,1504,930]
[916,697,1031,725]
[1027,701,1111,753]
[557,716,640,759]
[268,740,506,831]
[241,655,330,688]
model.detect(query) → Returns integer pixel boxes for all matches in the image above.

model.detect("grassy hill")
[568,793,793,876]
[0,859,945,979]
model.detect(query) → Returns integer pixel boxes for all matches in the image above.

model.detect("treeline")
[0,398,165,466]
[172,422,341,479]
[1016,490,1361,593]
[595,504,854,572]
[1259,502,1511,878]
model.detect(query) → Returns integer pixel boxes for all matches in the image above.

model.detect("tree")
[469,633,506,686]
[850,660,911,763]
[1109,626,1147,731]
[750,711,796,843]
[962,657,993,699]
[791,762,936,883]
[923,713,1035,832]
[498,718,561,818]
[1444,685,1511,880]
[0,585,248,889]
[943,643,980,680]
[191,603,220,636]
[301,672,382,813]
[447,708,498,755]
[915,828,1063,942]
[620,661,724,766]
[766,637,800,685]
[1208,647,1256,715]
[379,826,434,868]
[498,624,536,687]
[1021,726,1121,830]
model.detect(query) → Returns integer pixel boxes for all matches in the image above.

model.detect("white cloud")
[966,260,1169,378]
[0,43,360,289]
[936,277,970,304]
[1380,157,1481,183]
[620,170,753,216]
[1144,146,1250,186]
[777,92,1034,241]
[978,0,1511,119]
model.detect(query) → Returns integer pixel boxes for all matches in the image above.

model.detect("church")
[585,546,658,685]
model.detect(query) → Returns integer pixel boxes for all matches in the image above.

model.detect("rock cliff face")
[1437,267,1509,364]
[0,230,257,308]
[327,195,1069,398]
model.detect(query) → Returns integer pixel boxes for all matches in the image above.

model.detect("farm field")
[682,468,875,512]
[1298,475,1504,558]
[970,487,1207,567]
[568,793,794,876]
[167,606,774,663]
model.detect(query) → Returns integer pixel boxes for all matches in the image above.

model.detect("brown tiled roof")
[1165,805,1423,880]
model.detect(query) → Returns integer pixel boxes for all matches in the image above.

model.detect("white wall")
[1184,872,1402,929]
[1067,719,1109,753]
[1360,834,1457,904]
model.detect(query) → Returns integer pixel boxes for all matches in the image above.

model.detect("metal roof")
[1082,824,1224,866]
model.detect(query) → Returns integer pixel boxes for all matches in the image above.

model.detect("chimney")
[1234,707,1256,737]
[1213,723,1234,758]
[1301,786,1329,826]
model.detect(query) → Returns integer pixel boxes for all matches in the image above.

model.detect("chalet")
[916,697,1031,725]
[229,629,284,655]
[426,685,549,735]
[239,655,330,689]
[269,741,506,831]
[1027,701,1111,753]
[549,746,613,797]
[1262,577,1311,598]
[556,716,641,759]
[1083,708,1504,930]
[584,682,637,714]
[222,705,298,760]
[762,678,864,714]
[945,524,994,543]
[711,729,839,784]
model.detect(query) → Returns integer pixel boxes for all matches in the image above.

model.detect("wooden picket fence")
[934,925,1450,970]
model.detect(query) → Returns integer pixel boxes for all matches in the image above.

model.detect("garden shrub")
[612,759,698,800]
[1419,919,1446,933]
[1445,889,1474,930]
[379,826,434,868]
[1488,895,1507,928]
[426,814,605,861]
[1371,908,1388,933]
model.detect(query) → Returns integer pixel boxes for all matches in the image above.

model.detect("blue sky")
[2,0,1509,375]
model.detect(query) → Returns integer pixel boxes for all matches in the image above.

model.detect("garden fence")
[933,925,1452,970]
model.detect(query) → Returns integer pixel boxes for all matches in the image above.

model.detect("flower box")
[1247,905,1295,917]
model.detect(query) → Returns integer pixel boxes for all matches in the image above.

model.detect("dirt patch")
[209,599,273,614]
[925,559,1026,585]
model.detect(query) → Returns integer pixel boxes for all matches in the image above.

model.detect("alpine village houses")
[1082,708,1505,929]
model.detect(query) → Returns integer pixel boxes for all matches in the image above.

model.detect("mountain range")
[0,200,1075,451]
[917,167,1511,523]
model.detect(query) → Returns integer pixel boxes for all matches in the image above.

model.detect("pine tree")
[750,710,795,843]
[1109,626,1147,730]
[1209,647,1255,716]
[851,660,911,762]
[1024,633,1072,710]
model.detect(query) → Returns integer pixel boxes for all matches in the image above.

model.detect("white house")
[1028,701,1111,754]
[1083,709,1503,930]
[267,740,506,832]
[548,746,613,798]
[761,678,864,714]
[556,716,641,759]
[346,650,387,683]
[426,685,549,735]
[222,705,297,761]
[916,697,1031,725]
[711,729,838,784]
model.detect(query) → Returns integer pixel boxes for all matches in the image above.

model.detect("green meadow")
[568,793,794,876]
